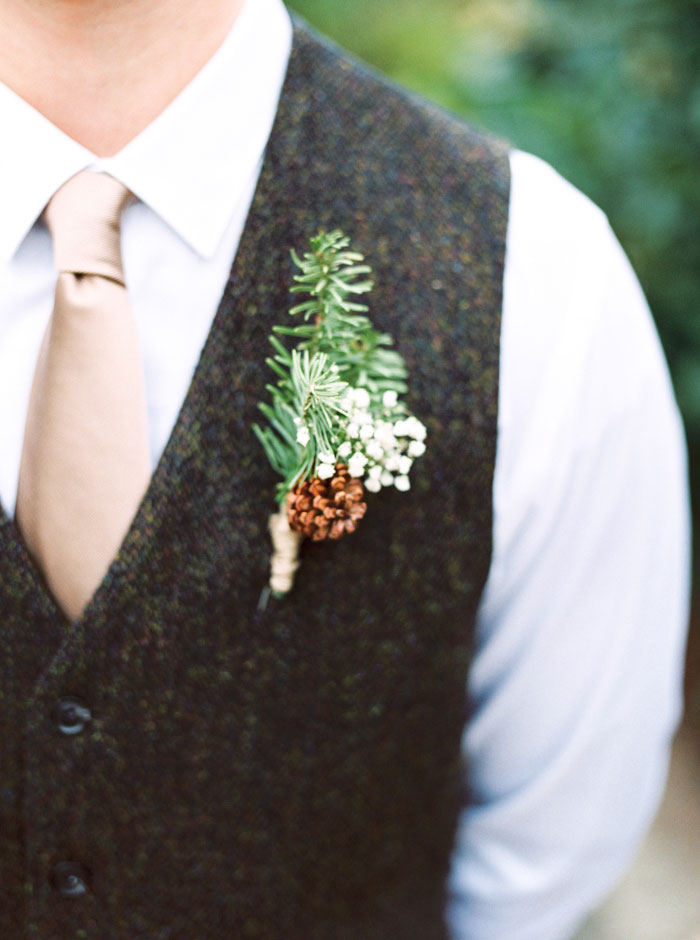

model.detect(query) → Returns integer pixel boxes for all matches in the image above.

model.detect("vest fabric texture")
[0,18,510,940]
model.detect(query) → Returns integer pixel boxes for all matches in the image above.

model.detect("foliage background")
[288,0,700,519]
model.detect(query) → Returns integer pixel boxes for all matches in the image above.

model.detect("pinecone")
[286,464,367,541]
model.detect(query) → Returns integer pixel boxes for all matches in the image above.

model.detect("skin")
[0,0,246,156]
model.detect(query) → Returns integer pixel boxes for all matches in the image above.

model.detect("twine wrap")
[268,506,304,595]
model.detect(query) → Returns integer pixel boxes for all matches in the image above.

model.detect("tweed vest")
[0,18,509,940]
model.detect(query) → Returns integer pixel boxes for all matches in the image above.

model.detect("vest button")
[52,860,90,898]
[57,697,92,735]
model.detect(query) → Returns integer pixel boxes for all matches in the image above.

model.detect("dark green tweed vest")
[0,18,509,940]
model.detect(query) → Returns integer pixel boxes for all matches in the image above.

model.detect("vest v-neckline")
[0,22,311,629]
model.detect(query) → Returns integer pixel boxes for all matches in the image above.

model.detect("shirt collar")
[0,0,292,264]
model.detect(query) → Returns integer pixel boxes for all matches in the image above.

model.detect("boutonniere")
[254,230,427,606]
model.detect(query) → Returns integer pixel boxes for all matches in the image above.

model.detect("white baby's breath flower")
[353,388,371,409]
[296,426,310,447]
[318,451,335,465]
[317,462,335,480]
[366,441,384,461]
[346,423,360,439]
[365,477,382,493]
[408,440,426,458]
[380,470,395,487]
[405,417,427,441]
[374,424,396,449]
[384,453,401,472]
[337,441,352,459]
[393,419,408,438]
[398,455,413,475]
[355,410,373,427]
[382,390,398,409]
[359,424,374,442]
[368,465,383,480]
[348,457,367,478]
[394,475,411,492]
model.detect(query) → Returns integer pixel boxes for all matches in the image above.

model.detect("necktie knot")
[44,171,131,284]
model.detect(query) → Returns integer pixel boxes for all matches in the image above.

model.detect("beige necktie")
[16,171,150,621]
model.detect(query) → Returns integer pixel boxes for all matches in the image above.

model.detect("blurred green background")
[289,0,700,687]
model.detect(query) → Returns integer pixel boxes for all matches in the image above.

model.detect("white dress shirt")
[0,1,690,938]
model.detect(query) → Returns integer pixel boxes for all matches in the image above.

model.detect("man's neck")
[0,0,246,156]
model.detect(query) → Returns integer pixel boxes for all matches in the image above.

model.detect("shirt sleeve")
[445,149,691,940]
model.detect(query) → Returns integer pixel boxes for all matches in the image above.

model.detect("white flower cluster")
[312,387,427,493]
[295,425,310,448]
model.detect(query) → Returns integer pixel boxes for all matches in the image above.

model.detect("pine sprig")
[289,230,373,325]
[286,231,408,396]
[254,229,421,504]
